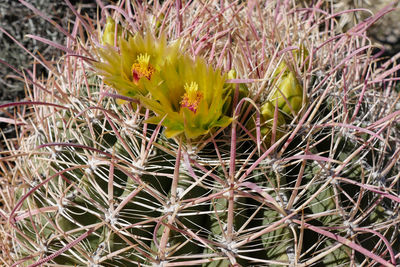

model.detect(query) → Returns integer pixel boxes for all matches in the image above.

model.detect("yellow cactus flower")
[131,53,155,84]
[139,55,232,140]
[180,82,204,113]
[94,31,180,98]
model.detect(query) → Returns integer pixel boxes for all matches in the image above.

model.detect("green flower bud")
[223,69,249,115]
[268,66,303,117]
[101,17,122,46]
[247,101,287,146]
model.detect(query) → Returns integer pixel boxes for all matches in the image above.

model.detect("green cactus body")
[304,162,351,266]
[152,171,210,263]
[252,167,293,266]
[261,209,292,266]
[204,190,249,266]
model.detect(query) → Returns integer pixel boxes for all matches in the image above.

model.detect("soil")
[0,0,103,144]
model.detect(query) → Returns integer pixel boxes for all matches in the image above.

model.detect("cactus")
[2,1,400,266]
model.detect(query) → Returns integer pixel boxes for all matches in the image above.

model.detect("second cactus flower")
[139,55,232,140]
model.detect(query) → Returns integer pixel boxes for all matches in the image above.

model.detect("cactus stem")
[225,250,238,265]
[227,109,239,244]
[158,137,182,260]
[158,211,179,261]
[226,187,235,243]
[171,137,182,205]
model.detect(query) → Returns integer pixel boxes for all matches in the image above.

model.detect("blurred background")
[0,0,109,141]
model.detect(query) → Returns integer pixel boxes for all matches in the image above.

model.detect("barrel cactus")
[2,1,400,266]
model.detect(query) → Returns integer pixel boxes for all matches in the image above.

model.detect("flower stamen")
[131,53,155,84]
[180,82,203,113]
